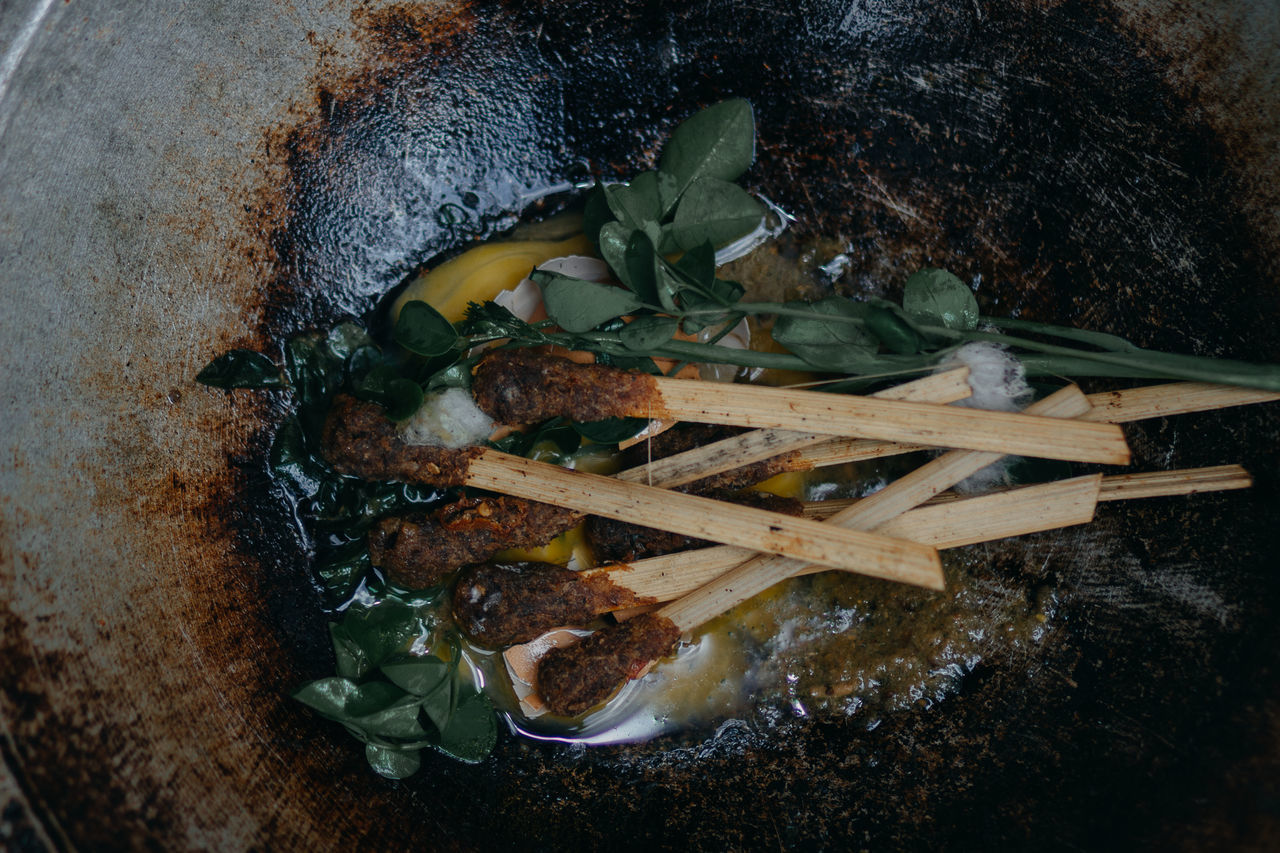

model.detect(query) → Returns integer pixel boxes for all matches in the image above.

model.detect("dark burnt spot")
[0,612,175,851]
[207,0,1280,848]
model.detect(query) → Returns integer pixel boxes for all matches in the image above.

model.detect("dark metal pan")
[1,0,1278,848]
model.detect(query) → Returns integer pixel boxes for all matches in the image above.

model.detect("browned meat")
[472,348,657,425]
[452,562,655,648]
[625,422,741,460]
[588,491,805,563]
[537,613,682,716]
[321,394,479,486]
[369,496,581,588]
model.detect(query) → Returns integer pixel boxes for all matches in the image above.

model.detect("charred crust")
[321,394,481,486]
[537,614,682,717]
[369,496,581,589]
[452,561,651,648]
[471,349,659,425]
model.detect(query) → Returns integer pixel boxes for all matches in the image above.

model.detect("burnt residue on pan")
[219,0,1280,848]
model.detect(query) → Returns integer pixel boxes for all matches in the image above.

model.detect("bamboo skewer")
[1094,464,1254,500]
[525,376,1269,713]
[652,384,1093,631]
[1080,383,1280,422]
[613,368,973,488]
[463,450,940,577]
[604,475,1101,607]
[597,465,1250,611]
[646,378,1130,464]
[787,381,1280,472]
[806,463,1255,513]
[616,380,1277,490]
[513,383,1268,623]
[613,380,1277,493]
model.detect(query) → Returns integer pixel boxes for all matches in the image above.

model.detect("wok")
[2,0,1278,848]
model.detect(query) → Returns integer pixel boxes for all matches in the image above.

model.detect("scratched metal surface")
[0,0,1278,849]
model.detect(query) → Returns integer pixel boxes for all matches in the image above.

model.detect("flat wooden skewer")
[599,465,1252,607]
[643,377,1129,464]
[649,384,1093,635]
[591,383,1270,607]
[1079,382,1280,422]
[462,450,940,577]
[788,382,1280,471]
[1091,464,1255,500]
[613,368,973,488]
[525,377,1271,713]
[621,380,1280,486]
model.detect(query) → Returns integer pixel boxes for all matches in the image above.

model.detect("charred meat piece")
[537,613,682,717]
[472,348,657,425]
[322,394,479,486]
[624,422,741,460]
[369,496,581,589]
[588,491,805,563]
[452,562,656,648]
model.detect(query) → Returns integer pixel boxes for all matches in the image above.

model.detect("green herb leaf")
[425,362,475,392]
[432,690,497,764]
[292,677,408,723]
[269,416,328,497]
[597,221,634,287]
[353,365,424,421]
[292,676,363,718]
[902,268,979,331]
[330,622,371,680]
[315,541,371,606]
[672,241,717,292]
[304,476,442,533]
[669,177,765,250]
[623,229,661,304]
[395,300,460,357]
[349,693,429,740]
[620,315,678,350]
[365,743,422,779]
[679,277,746,330]
[604,171,677,229]
[652,253,684,314]
[286,335,345,441]
[196,349,284,389]
[535,271,643,333]
[771,297,879,369]
[337,585,441,670]
[461,301,553,347]
[659,98,756,199]
[419,673,455,733]
[355,691,430,737]
[582,183,614,247]
[865,304,925,355]
[325,322,376,361]
[380,656,451,698]
[489,416,579,459]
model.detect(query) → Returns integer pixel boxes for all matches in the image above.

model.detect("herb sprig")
[293,582,497,776]
[386,100,1280,391]
[198,323,496,775]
